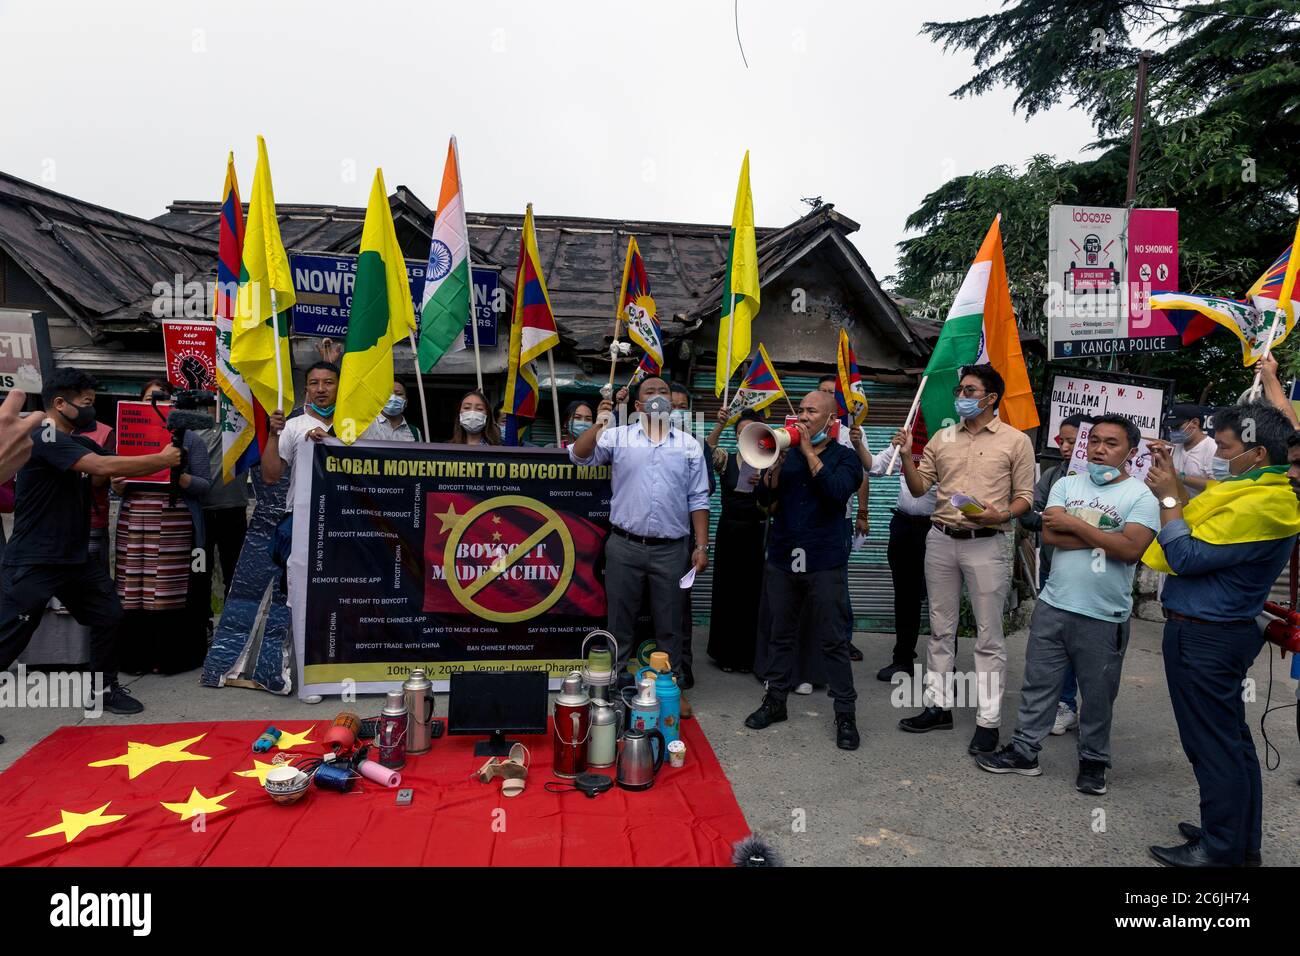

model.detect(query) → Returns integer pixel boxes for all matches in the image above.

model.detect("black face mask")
[59,402,97,433]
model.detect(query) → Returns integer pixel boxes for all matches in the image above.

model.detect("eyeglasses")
[952,386,987,398]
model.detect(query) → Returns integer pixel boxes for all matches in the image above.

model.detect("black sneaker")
[744,695,788,730]
[898,706,953,733]
[835,714,860,750]
[876,662,911,683]
[974,744,1041,776]
[677,662,695,691]
[968,726,999,755]
[1076,759,1107,795]
[101,684,145,716]
[1177,822,1263,866]
[847,642,864,662]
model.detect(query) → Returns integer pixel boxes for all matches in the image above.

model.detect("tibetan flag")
[627,350,661,391]
[715,151,760,396]
[335,168,417,445]
[618,237,663,372]
[1142,466,1300,574]
[503,204,559,443]
[211,153,268,483]
[418,136,472,371]
[835,329,868,425]
[231,135,296,416]
[917,214,1038,435]
[1150,218,1300,366]
[723,343,785,425]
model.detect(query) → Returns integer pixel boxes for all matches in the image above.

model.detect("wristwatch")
[1159,495,1178,510]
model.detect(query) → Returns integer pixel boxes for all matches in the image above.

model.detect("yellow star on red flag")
[160,787,236,821]
[87,734,210,780]
[27,802,126,843]
[274,726,317,750]
[233,759,282,785]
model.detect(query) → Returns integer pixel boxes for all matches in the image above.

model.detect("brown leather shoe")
[680,693,693,720]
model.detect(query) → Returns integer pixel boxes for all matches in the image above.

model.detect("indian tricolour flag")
[418,136,472,372]
[916,214,1039,435]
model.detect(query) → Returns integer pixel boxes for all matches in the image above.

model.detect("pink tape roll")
[357,759,401,788]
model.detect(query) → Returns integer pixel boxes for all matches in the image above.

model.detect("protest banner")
[161,319,218,392]
[288,440,612,696]
[0,309,52,393]
[1040,364,1173,456]
[115,400,173,484]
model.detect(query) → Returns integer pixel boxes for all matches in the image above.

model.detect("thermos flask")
[378,691,408,770]
[553,671,591,779]
[627,676,659,733]
[402,668,435,754]
[588,698,619,769]
[641,654,681,745]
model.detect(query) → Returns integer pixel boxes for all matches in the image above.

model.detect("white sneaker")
[794,683,813,695]
[1051,701,1078,735]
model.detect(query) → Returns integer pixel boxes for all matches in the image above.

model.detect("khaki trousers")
[922,527,1011,728]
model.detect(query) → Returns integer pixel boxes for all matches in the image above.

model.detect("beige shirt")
[914,415,1036,530]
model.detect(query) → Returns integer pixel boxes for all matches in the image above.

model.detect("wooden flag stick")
[606,317,622,393]
[547,351,563,442]
[408,329,431,441]
[886,374,927,476]
[270,287,285,412]
[453,136,484,393]
[1249,309,1287,401]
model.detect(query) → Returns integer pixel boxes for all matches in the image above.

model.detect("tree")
[899,0,1300,403]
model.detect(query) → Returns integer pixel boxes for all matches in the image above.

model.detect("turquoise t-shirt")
[1039,473,1161,623]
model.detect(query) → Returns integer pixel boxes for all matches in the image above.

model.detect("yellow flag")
[715,151,760,396]
[335,169,416,444]
[231,135,297,415]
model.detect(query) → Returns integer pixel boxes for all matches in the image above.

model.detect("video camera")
[146,387,218,504]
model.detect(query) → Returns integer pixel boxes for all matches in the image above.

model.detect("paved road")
[2,616,1297,865]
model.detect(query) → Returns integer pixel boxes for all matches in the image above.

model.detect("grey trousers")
[1012,600,1130,766]
[604,533,688,675]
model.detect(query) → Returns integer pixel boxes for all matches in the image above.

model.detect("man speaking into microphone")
[744,389,863,750]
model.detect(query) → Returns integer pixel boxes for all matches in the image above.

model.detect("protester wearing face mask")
[362,380,421,442]
[745,389,864,750]
[261,362,340,486]
[559,400,595,448]
[450,390,502,446]
[1161,407,1216,498]
[569,376,710,710]
[0,369,183,734]
[891,364,1036,755]
[976,414,1159,796]
[1143,402,1300,867]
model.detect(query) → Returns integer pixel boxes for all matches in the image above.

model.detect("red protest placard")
[115,401,173,484]
[161,320,218,392]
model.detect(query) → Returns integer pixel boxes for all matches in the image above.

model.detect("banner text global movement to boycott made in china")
[288,440,612,695]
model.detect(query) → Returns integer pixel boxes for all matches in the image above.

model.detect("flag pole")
[886,374,927,476]
[1249,309,1286,401]
[722,291,736,407]
[546,351,563,442]
[453,136,484,393]
[270,287,284,411]
[408,328,431,441]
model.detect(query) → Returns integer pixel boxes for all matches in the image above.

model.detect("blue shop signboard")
[290,252,499,348]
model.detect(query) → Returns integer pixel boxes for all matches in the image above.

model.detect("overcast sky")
[1,0,1099,280]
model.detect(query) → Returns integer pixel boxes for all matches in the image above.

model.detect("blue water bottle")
[640,653,681,745]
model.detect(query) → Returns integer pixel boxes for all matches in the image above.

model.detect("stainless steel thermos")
[402,669,435,754]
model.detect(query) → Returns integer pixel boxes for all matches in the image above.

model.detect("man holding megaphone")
[743,389,864,751]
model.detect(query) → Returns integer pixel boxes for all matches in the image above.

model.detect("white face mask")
[459,410,487,434]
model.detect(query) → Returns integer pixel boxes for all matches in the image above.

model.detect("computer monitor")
[448,670,550,757]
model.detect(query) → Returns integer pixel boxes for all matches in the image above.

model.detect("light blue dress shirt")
[569,420,711,540]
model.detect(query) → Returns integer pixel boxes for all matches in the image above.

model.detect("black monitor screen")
[447,671,549,735]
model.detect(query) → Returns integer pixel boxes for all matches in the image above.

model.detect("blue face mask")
[310,403,336,417]
[954,396,985,419]
[1168,427,1189,446]
[569,420,592,437]
[1087,461,1122,486]
[382,396,406,418]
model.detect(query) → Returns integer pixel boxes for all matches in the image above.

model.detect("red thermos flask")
[552,671,591,779]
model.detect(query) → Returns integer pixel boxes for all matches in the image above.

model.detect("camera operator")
[111,379,211,675]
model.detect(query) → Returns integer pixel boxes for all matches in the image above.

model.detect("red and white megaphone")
[738,422,801,468]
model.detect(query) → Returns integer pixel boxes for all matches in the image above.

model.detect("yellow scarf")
[1142,466,1300,574]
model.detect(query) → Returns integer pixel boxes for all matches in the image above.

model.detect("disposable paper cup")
[667,739,686,768]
